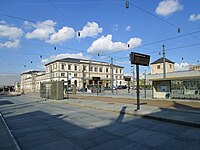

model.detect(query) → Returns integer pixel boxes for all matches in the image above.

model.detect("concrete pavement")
[0,94,200,149]
[64,97,200,128]
[0,113,20,150]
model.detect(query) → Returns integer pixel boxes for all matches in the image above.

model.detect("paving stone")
[178,128,200,142]
[89,139,129,150]
[125,130,173,147]
[29,138,83,150]
[120,143,151,150]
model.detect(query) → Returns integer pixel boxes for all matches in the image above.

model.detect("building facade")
[21,71,47,93]
[20,58,125,93]
[45,58,125,90]
[189,64,200,71]
[150,57,175,74]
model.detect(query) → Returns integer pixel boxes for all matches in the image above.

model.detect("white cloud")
[0,23,23,39]
[116,60,130,64]
[41,53,90,64]
[175,63,190,71]
[155,0,183,16]
[25,20,56,40]
[48,27,75,44]
[23,21,34,29]
[0,20,6,24]
[112,24,119,31]
[36,65,45,69]
[87,34,142,54]
[189,14,200,22]
[124,73,132,76]
[0,39,20,48]
[77,22,103,39]
[125,25,131,31]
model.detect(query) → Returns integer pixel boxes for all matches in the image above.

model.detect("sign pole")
[67,71,69,99]
[136,64,140,110]
[129,52,150,111]
[97,81,99,96]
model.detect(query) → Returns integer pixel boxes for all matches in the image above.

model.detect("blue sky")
[0,0,200,75]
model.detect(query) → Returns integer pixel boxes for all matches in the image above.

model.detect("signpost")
[130,52,150,110]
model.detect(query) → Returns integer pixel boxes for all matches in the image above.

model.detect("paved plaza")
[0,94,200,150]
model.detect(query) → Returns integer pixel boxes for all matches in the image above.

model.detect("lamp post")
[163,45,166,79]
[111,57,114,93]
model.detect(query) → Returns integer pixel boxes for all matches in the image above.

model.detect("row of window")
[50,72,123,79]
[60,64,122,74]
[157,64,173,69]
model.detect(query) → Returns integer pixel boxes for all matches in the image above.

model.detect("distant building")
[45,58,125,90]
[150,57,174,74]
[20,58,125,93]
[20,71,47,93]
[189,64,200,71]
[0,73,20,92]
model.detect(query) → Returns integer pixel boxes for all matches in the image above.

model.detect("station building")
[20,58,125,93]
[147,57,200,100]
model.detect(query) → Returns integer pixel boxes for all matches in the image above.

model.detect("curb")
[0,113,21,150]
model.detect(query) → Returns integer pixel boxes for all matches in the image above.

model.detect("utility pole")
[163,45,166,79]
[82,65,85,92]
[144,70,146,98]
[89,60,91,79]
[67,71,69,99]
[111,57,114,93]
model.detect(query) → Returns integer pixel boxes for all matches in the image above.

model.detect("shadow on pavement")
[1,96,200,150]
[172,101,200,112]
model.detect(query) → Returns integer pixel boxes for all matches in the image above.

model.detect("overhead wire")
[124,0,200,41]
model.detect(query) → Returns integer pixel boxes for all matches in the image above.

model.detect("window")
[94,67,98,72]
[157,65,160,69]
[116,69,118,73]
[54,63,57,69]
[83,65,86,71]
[61,73,65,77]
[106,75,109,78]
[61,64,65,70]
[106,68,109,72]
[74,73,78,77]
[68,64,71,70]
[116,76,118,79]
[169,64,172,69]
[89,66,93,71]
[120,69,121,74]
[99,67,102,72]
[74,65,77,71]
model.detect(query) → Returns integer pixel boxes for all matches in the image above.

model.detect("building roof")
[151,57,174,65]
[147,70,200,81]
[21,70,45,75]
[45,57,124,68]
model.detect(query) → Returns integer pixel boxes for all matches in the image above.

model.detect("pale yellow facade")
[151,62,175,74]
[20,58,125,93]
[189,64,200,71]
[45,59,125,90]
